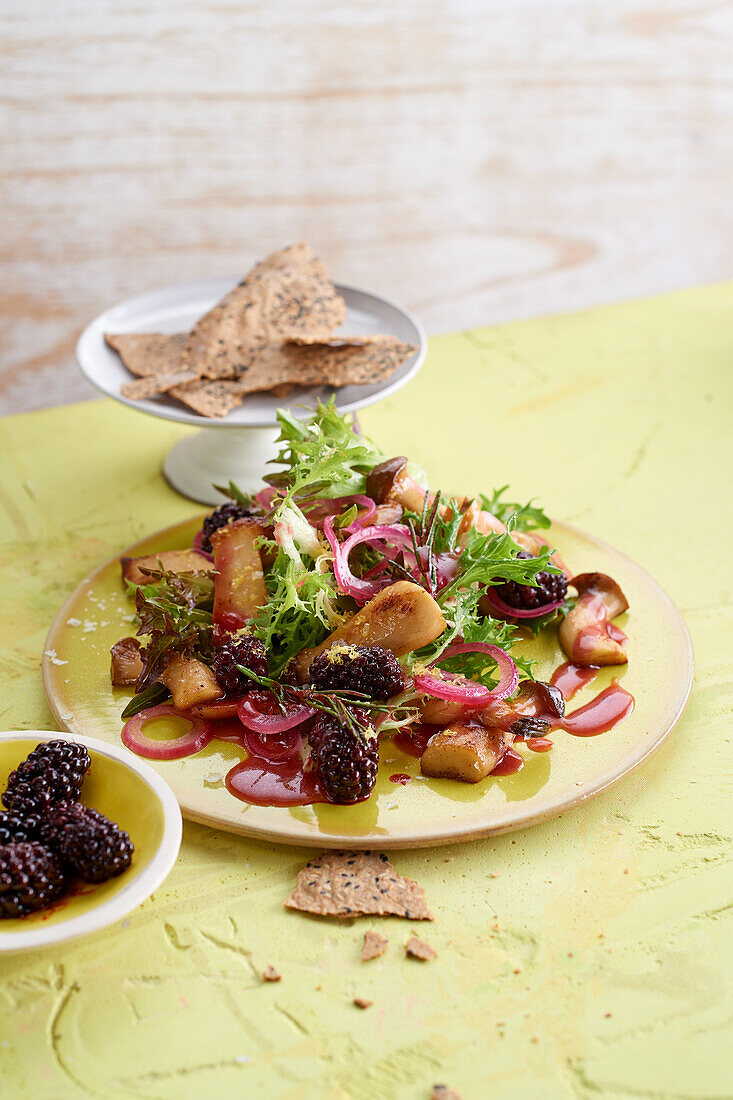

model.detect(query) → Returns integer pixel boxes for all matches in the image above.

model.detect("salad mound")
[112,401,630,804]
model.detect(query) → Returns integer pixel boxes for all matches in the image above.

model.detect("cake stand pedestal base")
[162,425,280,505]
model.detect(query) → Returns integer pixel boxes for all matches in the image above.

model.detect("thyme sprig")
[237,665,419,742]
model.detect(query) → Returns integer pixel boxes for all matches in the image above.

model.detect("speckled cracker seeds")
[104,333,188,377]
[285,851,433,920]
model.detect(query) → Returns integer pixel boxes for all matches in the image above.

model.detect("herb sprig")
[237,665,420,742]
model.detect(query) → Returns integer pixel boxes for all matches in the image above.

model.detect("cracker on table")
[285,851,433,920]
[168,379,246,418]
[405,936,436,961]
[104,333,187,377]
[120,369,199,399]
[361,930,388,961]
[182,242,346,380]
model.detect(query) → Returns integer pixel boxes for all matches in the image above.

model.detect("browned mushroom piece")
[365,456,425,512]
[121,549,212,588]
[296,580,446,680]
[366,457,408,503]
[420,721,514,783]
[110,637,144,686]
[559,572,630,667]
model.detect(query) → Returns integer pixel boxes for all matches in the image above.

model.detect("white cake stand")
[77,277,427,504]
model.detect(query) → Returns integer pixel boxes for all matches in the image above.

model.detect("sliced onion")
[413,669,492,706]
[415,642,519,708]
[255,487,277,512]
[325,519,414,604]
[122,705,213,760]
[242,728,303,763]
[192,531,214,561]
[237,691,316,734]
[482,587,564,620]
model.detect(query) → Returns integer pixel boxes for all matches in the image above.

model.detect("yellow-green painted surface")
[0,283,731,1098]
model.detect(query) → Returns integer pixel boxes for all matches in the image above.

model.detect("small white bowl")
[0,731,182,953]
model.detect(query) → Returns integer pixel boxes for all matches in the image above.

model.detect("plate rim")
[76,278,427,428]
[42,518,694,850]
[0,730,183,952]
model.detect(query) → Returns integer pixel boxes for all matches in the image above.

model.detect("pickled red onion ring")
[192,531,214,560]
[255,487,277,512]
[242,728,303,763]
[482,587,564,620]
[122,705,213,760]
[414,643,519,708]
[237,691,315,734]
[325,518,414,604]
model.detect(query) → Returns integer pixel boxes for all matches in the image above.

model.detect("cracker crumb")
[285,851,432,920]
[405,937,435,961]
[490,870,502,878]
[353,997,372,1010]
[361,930,388,961]
[262,966,281,983]
[431,1087,462,1100]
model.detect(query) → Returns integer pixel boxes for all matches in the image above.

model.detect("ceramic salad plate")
[42,516,692,849]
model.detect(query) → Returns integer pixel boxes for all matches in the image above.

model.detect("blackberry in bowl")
[2,739,90,817]
[0,732,181,950]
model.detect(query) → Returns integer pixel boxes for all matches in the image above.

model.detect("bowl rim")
[0,730,182,952]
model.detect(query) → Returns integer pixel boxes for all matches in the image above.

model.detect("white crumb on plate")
[66,617,82,627]
[44,649,68,666]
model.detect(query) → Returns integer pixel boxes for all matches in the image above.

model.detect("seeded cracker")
[405,936,436,960]
[120,369,199,399]
[104,333,188,377]
[167,380,247,419]
[213,335,416,394]
[361,930,388,961]
[285,851,433,920]
[182,242,347,380]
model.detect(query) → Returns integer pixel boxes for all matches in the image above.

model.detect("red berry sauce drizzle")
[395,661,634,777]
[130,661,634,805]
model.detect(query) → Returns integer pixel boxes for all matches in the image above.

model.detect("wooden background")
[2,0,732,415]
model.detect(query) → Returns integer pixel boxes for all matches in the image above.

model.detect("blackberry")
[2,740,90,817]
[309,644,406,701]
[308,713,378,804]
[42,802,133,884]
[200,501,252,553]
[495,551,568,611]
[0,842,67,918]
[212,635,268,696]
[0,812,41,845]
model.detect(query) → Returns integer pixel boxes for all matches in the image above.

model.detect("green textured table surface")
[1,284,731,1100]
